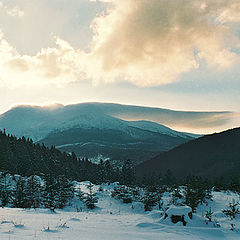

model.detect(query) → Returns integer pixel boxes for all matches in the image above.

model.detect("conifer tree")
[12,176,26,208]
[0,172,12,207]
[24,175,42,208]
[170,187,183,206]
[42,175,58,211]
[55,175,74,209]
[229,177,240,193]
[121,159,135,186]
[183,184,199,212]
[76,188,85,202]
[142,190,159,211]
[84,182,98,209]
[183,177,212,212]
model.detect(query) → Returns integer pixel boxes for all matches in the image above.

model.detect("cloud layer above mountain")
[0,0,240,88]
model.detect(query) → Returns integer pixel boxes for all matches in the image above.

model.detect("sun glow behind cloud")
[0,0,240,89]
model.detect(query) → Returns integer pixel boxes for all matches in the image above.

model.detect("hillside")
[0,103,202,164]
[136,127,240,179]
[0,129,105,180]
[39,126,192,165]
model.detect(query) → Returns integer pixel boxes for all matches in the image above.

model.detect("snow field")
[0,182,239,239]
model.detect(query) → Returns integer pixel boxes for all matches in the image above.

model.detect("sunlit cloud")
[0,31,86,88]
[6,6,24,17]
[0,0,240,89]
[88,0,240,86]
[0,1,24,17]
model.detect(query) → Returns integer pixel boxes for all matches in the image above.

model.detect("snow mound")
[166,205,192,216]
[161,205,192,226]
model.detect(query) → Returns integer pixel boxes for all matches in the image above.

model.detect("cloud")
[88,0,240,86]
[0,1,24,17]
[0,31,86,88]
[6,6,24,17]
[0,0,240,88]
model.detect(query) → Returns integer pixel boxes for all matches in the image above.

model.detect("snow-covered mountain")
[0,102,220,140]
[0,102,207,164]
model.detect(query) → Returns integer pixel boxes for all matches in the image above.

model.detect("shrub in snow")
[111,185,133,204]
[122,194,132,203]
[131,188,141,202]
[222,199,240,220]
[183,177,212,212]
[170,187,183,206]
[142,191,160,212]
[205,207,213,223]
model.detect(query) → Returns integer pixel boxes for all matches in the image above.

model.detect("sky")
[0,0,240,121]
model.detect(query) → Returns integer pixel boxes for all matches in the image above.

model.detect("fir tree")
[170,187,183,206]
[121,159,135,186]
[12,176,26,208]
[42,175,59,211]
[55,175,74,209]
[24,175,42,208]
[76,188,85,202]
[142,190,159,211]
[229,177,240,193]
[183,177,212,212]
[84,183,98,209]
[0,172,12,207]
[183,184,199,212]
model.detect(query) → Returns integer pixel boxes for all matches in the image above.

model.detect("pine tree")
[170,187,183,206]
[162,169,175,186]
[183,185,199,212]
[24,175,42,208]
[42,175,58,211]
[97,159,106,184]
[12,176,26,208]
[0,172,12,207]
[121,159,135,186]
[84,183,98,209]
[76,188,85,202]
[142,190,159,211]
[229,177,240,193]
[55,175,74,209]
[183,177,212,212]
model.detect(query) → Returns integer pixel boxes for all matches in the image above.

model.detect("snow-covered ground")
[0,182,240,240]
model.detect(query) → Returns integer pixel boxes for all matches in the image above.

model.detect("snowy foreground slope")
[0,182,240,240]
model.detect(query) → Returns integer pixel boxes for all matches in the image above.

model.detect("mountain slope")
[0,102,236,139]
[0,129,94,179]
[136,127,240,179]
[38,126,190,165]
[0,103,199,141]
[0,103,202,164]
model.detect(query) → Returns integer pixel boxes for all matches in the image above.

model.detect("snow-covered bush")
[222,199,240,220]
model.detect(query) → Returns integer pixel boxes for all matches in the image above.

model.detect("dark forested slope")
[0,129,106,181]
[136,127,240,179]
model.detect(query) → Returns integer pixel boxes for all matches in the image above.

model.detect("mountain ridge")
[0,102,203,165]
[136,127,240,179]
